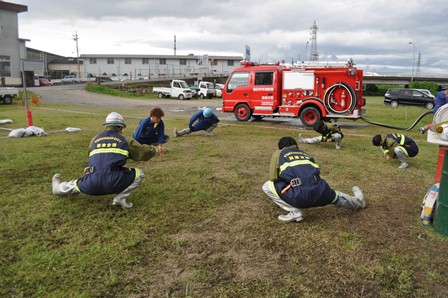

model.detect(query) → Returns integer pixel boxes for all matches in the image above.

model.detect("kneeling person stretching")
[262,136,366,223]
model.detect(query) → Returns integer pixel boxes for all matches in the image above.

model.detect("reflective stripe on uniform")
[391,133,405,145]
[267,180,280,198]
[89,148,129,157]
[279,159,320,174]
[396,145,409,156]
[331,192,339,204]
[74,179,81,192]
[134,168,141,179]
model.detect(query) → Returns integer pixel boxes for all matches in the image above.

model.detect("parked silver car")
[62,75,78,83]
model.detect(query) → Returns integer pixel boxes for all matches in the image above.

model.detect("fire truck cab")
[222,61,366,126]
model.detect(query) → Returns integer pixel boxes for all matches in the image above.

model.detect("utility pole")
[309,20,319,62]
[174,35,177,56]
[409,41,415,83]
[72,32,81,79]
[416,51,421,77]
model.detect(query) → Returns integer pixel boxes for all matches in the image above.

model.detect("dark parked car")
[384,88,435,109]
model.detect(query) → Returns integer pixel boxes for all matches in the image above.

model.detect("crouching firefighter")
[262,136,366,223]
[298,120,343,150]
[174,107,219,137]
[372,133,419,169]
[52,112,162,208]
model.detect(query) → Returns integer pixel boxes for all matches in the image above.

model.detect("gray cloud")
[12,0,448,74]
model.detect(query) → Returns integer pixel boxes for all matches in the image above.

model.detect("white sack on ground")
[0,119,13,125]
[8,126,47,138]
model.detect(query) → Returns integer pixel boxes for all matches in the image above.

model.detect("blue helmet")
[203,107,213,117]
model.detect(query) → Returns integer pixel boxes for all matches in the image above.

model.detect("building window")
[180,59,187,65]
[142,58,149,64]
[211,59,218,66]
[0,55,11,77]
[227,60,234,66]
[90,58,97,64]
[159,58,166,65]
[107,58,114,64]
[125,58,132,64]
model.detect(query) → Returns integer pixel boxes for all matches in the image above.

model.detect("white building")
[81,53,243,80]
[0,1,28,86]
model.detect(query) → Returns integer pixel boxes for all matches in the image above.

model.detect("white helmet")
[103,112,126,128]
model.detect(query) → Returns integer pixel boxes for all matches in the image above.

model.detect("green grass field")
[1,96,448,297]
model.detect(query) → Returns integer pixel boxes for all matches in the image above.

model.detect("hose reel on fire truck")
[323,82,357,114]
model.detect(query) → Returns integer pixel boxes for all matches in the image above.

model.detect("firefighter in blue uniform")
[372,133,419,169]
[262,136,366,223]
[174,107,219,137]
[133,107,169,154]
[434,87,448,114]
[52,112,162,208]
[298,120,343,149]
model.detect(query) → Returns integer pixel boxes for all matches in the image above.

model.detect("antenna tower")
[309,20,319,61]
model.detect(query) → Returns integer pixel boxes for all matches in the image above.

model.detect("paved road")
[29,84,368,128]
[29,84,224,117]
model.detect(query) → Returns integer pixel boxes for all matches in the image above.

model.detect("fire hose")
[360,110,434,131]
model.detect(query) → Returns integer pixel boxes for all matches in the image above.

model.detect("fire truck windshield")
[227,72,249,91]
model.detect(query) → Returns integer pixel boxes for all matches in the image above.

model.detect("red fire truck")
[221,61,366,126]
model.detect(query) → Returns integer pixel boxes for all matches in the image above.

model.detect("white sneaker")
[52,173,62,194]
[399,162,409,169]
[173,128,178,138]
[278,210,304,223]
[336,144,341,150]
[112,198,133,208]
[352,186,366,208]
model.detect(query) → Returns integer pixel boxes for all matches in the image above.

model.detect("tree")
[409,81,438,95]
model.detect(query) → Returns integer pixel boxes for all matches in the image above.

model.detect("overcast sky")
[11,0,448,75]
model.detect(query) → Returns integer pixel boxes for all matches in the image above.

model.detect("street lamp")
[305,41,309,61]
[409,41,415,82]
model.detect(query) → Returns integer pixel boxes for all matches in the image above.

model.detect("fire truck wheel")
[300,107,321,127]
[234,103,252,121]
